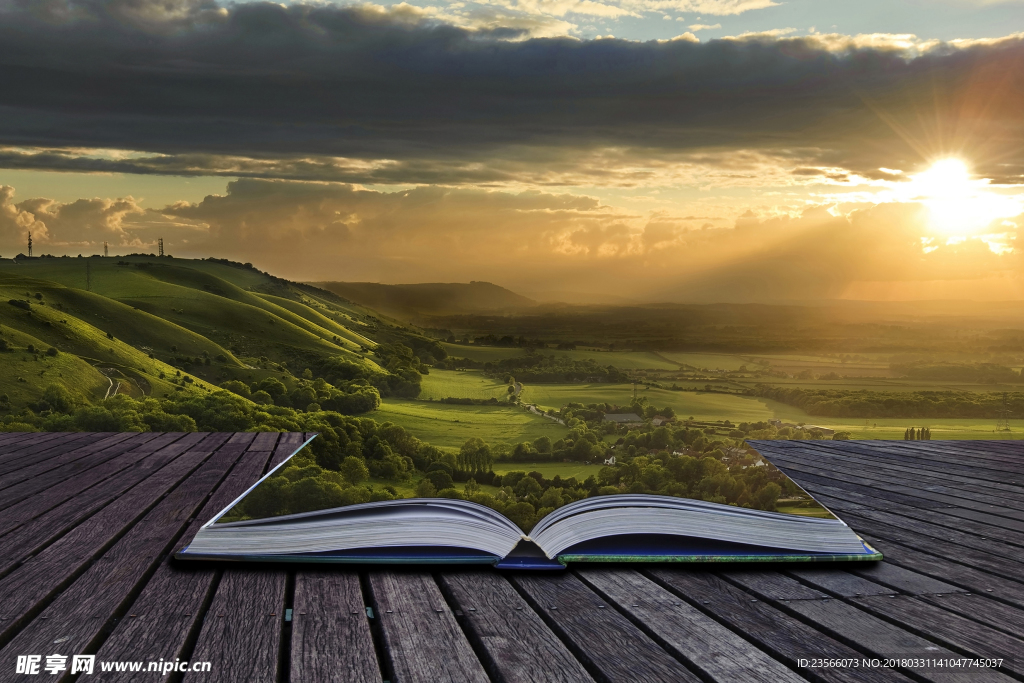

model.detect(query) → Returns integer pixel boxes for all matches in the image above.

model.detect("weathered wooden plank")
[794,565,1024,655]
[0,432,93,466]
[851,517,1024,583]
[724,571,1013,682]
[270,431,306,469]
[847,562,964,596]
[856,532,1024,609]
[0,432,127,480]
[760,448,1024,520]
[839,508,1024,564]
[0,436,246,674]
[579,568,804,683]
[764,441,1024,496]
[785,568,912,598]
[916,593,1024,640]
[0,432,121,472]
[0,441,215,641]
[95,436,272,679]
[146,438,283,683]
[513,571,700,683]
[370,571,489,683]
[0,432,164,506]
[803,483,1024,544]
[762,463,955,511]
[763,447,1024,511]
[794,476,1024,536]
[848,594,1024,676]
[0,431,208,538]
[0,434,222,579]
[765,440,1024,480]
[249,430,281,452]
[439,571,594,683]
[648,569,909,683]
[0,431,51,454]
[763,439,1024,471]
[184,569,287,683]
[290,570,381,683]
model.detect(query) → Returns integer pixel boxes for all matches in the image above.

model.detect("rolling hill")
[0,256,436,414]
[309,281,535,322]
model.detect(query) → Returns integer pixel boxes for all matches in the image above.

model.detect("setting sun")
[907,158,1020,236]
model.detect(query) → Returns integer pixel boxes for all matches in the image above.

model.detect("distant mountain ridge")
[309,281,536,320]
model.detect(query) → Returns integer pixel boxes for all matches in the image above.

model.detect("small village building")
[602,413,643,425]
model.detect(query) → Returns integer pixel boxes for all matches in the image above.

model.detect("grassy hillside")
[311,280,535,320]
[0,256,448,431]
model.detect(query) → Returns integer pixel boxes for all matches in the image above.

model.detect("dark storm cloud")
[0,0,1023,184]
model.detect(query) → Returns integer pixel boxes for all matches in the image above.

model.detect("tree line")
[753,385,1024,419]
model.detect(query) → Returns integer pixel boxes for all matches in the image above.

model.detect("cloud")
[629,0,776,15]
[0,185,194,253]
[687,22,720,30]
[4,177,1023,301]
[0,186,47,253]
[655,203,1024,302]
[0,1,1022,193]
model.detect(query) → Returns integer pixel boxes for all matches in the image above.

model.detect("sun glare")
[905,159,1020,236]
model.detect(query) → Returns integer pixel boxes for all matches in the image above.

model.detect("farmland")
[376,398,567,450]
[492,461,605,480]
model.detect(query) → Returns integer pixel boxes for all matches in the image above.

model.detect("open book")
[177,436,880,569]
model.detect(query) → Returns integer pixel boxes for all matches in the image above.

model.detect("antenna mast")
[158,238,164,257]
[997,392,1012,432]
[103,241,108,257]
[27,231,32,258]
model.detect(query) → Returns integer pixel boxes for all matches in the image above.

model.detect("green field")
[523,383,799,421]
[419,370,512,400]
[816,418,1024,441]
[441,343,684,370]
[492,461,605,480]
[376,399,567,450]
[657,352,752,371]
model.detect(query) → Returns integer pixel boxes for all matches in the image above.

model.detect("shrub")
[42,384,75,413]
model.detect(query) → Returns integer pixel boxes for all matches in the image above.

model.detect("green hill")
[310,280,535,321]
[0,256,449,431]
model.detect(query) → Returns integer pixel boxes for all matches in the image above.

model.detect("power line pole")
[27,231,32,257]
[997,392,1012,432]
[103,241,108,257]
[158,238,164,257]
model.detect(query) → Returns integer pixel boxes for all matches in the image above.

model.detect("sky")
[0,0,1023,303]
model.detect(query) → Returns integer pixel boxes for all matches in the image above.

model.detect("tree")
[339,456,369,484]
[426,469,454,490]
[415,479,437,497]
[514,476,542,498]
[42,384,75,413]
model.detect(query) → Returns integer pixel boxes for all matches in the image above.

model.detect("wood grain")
[370,571,489,683]
[514,571,700,683]
[440,570,594,683]
[291,570,381,683]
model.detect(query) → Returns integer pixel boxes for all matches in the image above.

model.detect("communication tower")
[158,238,164,257]
[103,241,108,257]
[996,392,1013,432]
[27,232,32,258]
[995,393,1011,430]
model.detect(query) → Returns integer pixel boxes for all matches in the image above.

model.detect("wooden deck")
[0,433,1021,682]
